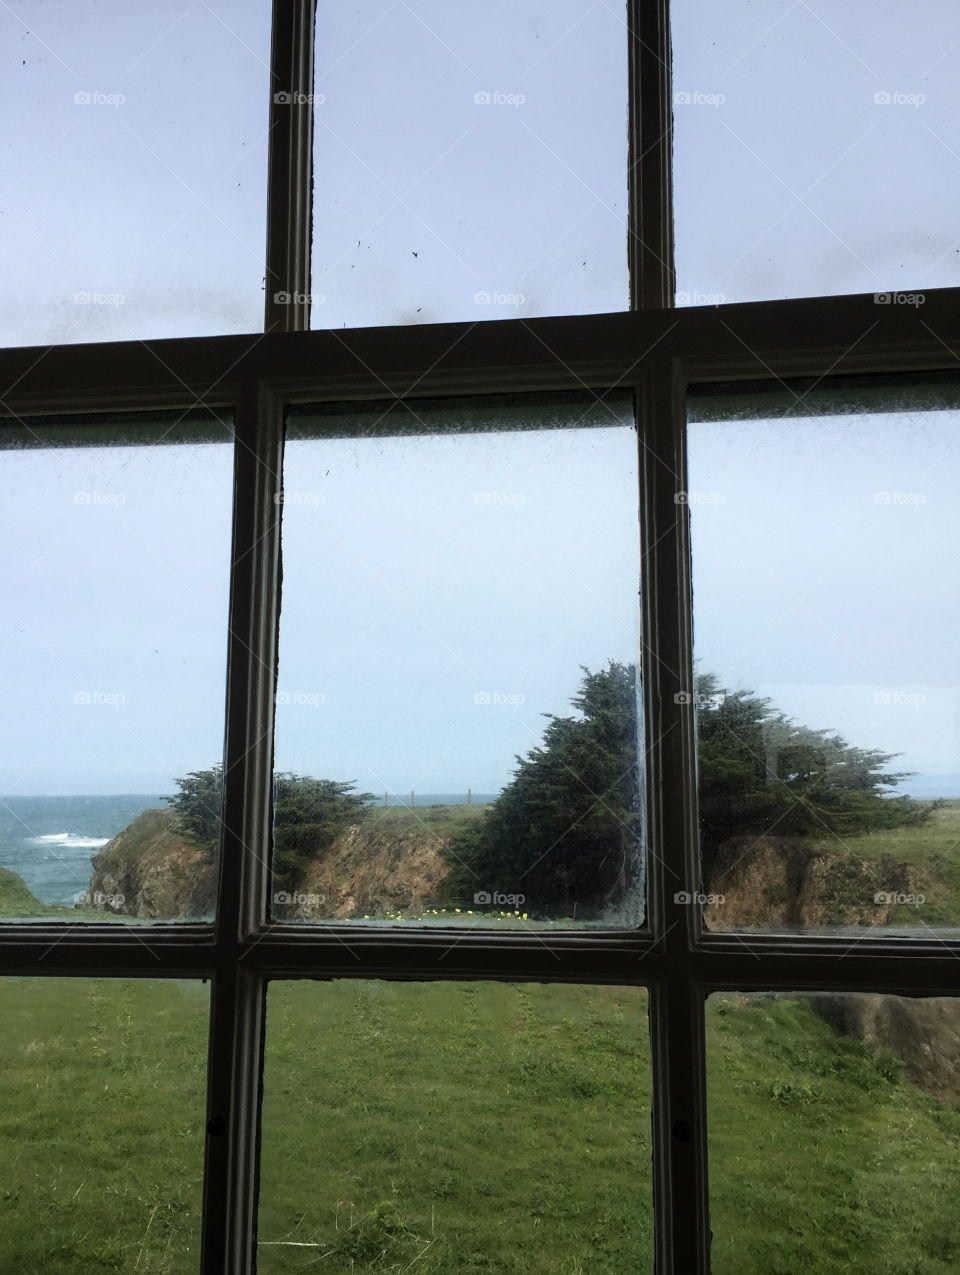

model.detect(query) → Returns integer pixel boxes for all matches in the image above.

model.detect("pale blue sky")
[2,1,959,796]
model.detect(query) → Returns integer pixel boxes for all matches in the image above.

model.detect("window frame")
[1,3,959,1273]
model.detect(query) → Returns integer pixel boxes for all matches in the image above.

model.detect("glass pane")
[259,980,652,1272]
[273,393,643,927]
[672,0,960,304]
[309,0,628,328]
[688,379,960,933]
[0,0,270,347]
[0,977,208,1272]
[707,991,960,1273]
[0,413,232,920]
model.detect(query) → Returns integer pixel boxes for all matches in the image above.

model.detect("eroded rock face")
[290,823,451,919]
[85,808,215,920]
[805,992,960,1104]
[704,836,913,930]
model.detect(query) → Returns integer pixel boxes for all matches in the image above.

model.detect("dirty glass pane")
[0,0,270,346]
[707,991,960,1273]
[273,392,643,927]
[673,0,960,304]
[687,378,960,934]
[0,412,232,921]
[259,980,653,1272]
[308,0,628,328]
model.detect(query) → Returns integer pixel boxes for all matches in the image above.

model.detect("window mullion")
[639,354,708,1271]
[201,379,282,1272]
[263,0,316,333]
[629,0,675,310]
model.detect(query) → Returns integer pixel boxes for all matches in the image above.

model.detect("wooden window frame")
[1,3,958,1271]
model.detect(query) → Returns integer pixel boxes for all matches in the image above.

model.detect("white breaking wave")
[30,833,110,849]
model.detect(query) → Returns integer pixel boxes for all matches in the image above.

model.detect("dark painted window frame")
[1,3,958,1272]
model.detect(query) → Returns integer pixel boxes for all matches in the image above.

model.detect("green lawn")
[0,978,208,1275]
[707,994,960,1275]
[258,981,652,1273]
[1,979,958,1273]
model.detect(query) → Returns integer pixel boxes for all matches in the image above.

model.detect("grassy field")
[1,978,959,1273]
[0,978,208,1275]
[258,981,652,1273]
[824,800,960,927]
[364,802,489,837]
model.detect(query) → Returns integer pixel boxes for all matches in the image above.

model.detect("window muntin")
[0,0,271,348]
[273,393,644,927]
[309,0,629,329]
[672,0,960,305]
[0,413,233,921]
[688,378,960,933]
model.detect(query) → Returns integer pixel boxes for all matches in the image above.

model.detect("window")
[1,2,957,1272]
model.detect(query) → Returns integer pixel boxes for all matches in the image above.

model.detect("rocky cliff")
[84,807,215,920]
[705,835,916,930]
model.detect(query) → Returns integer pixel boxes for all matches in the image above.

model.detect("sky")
[1,1,959,794]
[689,403,960,794]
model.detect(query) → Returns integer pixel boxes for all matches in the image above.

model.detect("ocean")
[0,792,499,907]
[0,795,168,906]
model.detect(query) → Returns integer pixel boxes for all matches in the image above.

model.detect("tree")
[444,662,642,919]
[695,671,932,884]
[167,766,373,895]
[447,664,933,918]
[272,774,373,896]
[166,764,223,858]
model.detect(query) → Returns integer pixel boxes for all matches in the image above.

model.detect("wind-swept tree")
[447,664,933,917]
[168,766,373,895]
[444,661,642,918]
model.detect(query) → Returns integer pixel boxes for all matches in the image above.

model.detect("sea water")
[0,795,167,906]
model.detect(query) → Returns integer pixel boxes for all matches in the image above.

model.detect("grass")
[364,801,489,838]
[707,994,960,1274]
[816,801,960,927]
[258,980,652,1273]
[0,978,208,1274]
[1,979,959,1272]
[0,866,71,918]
